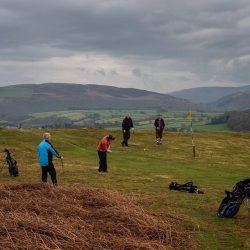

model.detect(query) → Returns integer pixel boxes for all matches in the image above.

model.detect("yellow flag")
[186,110,192,121]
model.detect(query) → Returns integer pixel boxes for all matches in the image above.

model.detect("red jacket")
[97,136,111,152]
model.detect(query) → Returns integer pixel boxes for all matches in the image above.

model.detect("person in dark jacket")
[4,149,19,177]
[154,114,165,144]
[121,114,134,146]
[97,134,115,172]
[37,132,63,185]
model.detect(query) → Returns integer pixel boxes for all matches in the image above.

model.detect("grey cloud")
[1,0,246,58]
[110,70,118,76]
[132,68,142,78]
[0,0,250,89]
[96,68,106,76]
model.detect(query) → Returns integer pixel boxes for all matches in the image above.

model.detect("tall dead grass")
[0,184,191,249]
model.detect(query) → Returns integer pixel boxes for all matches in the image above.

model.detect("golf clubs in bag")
[217,177,250,218]
[4,149,19,177]
[169,181,204,194]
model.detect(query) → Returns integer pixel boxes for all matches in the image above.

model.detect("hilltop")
[170,85,250,106]
[0,83,198,116]
[213,91,250,110]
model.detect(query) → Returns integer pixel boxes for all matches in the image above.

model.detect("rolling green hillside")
[0,83,199,116]
[0,129,249,249]
[170,85,250,105]
[214,92,250,110]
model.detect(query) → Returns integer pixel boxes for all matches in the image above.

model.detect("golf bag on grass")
[4,149,19,177]
[217,177,250,218]
[169,181,204,194]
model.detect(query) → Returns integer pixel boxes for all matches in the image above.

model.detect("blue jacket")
[37,139,61,167]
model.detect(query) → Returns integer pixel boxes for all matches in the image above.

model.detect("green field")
[26,109,229,132]
[0,129,249,249]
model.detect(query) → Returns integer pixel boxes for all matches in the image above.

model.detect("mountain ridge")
[0,83,199,116]
[170,85,250,104]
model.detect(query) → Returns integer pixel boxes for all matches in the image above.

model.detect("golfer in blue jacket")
[37,132,63,185]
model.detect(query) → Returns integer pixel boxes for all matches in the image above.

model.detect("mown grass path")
[0,129,250,249]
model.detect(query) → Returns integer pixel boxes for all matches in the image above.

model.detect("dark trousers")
[98,151,107,172]
[156,129,163,139]
[122,130,130,146]
[42,164,57,184]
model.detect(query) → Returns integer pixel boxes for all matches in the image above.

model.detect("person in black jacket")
[154,114,165,144]
[121,114,134,146]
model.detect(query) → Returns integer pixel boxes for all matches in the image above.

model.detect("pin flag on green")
[186,110,192,121]
[186,110,196,158]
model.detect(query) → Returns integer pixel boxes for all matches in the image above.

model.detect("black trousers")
[42,164,57,184]
[98,151,107,172]
[156,129,163,139]
[122,130,130,146]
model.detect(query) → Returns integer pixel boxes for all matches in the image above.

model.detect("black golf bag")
[4,149,19,177]
[169,181,204,194]
[217,178,250,218]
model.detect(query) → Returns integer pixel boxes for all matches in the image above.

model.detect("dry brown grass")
[0,184,191,250]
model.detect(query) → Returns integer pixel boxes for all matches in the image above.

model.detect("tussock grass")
[0,183,191,249]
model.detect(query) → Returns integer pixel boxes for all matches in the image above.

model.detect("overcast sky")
[0,0,250,93]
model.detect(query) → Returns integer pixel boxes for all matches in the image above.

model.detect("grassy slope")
[0,129,249,249]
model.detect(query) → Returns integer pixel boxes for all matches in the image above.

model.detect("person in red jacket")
[97,135,115,172]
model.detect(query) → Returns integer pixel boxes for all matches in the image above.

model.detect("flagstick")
[191,120,196,158]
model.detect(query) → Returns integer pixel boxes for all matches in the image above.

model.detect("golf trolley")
[217,177,250,218]
[4,149,19,177]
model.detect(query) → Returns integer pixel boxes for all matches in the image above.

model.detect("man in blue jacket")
[37,132,63,185]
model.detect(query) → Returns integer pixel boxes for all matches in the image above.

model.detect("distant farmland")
[1,109,229,132]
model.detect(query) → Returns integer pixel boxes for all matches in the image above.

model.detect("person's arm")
[107,145,112,153]
[47,143,61,158]
[162,119,165,129]
[130,118,134,129]
[122,119,126,130]
[104,140,112,152]
[154,119,157,128]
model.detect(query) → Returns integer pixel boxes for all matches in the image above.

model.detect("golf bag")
[169,181,204,194]
[217,177,250,218]
[4,149,19,177]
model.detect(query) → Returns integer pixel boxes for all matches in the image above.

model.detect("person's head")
[107,134,115,141]
[43,132,51,141]
[126,113,130,119]
[158,113,162,119]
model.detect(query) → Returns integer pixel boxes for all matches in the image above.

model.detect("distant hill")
[0,83,198,117]
[213,91,250,111]
[169,85,250,104]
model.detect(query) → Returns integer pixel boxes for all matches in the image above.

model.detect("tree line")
[210,110,250,131]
